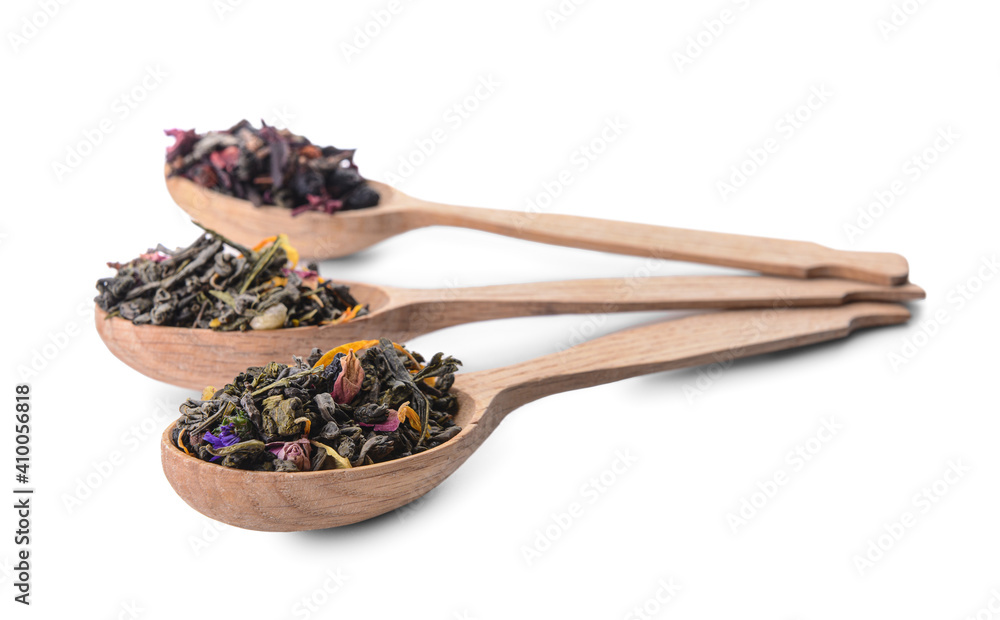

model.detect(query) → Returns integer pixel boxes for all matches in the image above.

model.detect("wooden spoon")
[98,276,923,389]
[161,302,910,531]
[166,173,910,285]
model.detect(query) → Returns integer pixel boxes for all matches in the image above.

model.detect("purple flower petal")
[203,424,241,462]
[165,128,198,159]
[359,409,401,432]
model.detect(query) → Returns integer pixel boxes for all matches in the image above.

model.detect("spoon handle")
[413,203,908,285]
[462,303,909,425]
[390,277,923,330]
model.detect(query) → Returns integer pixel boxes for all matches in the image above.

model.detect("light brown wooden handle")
[464,303,910,421]
[415,203,909,285]
[393,277,923,329]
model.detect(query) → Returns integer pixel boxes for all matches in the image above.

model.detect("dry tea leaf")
[95,229,367,331]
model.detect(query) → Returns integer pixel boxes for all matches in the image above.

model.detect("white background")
[2,0,999,618]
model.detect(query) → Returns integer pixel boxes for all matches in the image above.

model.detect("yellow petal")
[278,234,300,269]
[311,440,352,469]
[398,402,421,432]
[202,385,216,400]
[209,318,221,329]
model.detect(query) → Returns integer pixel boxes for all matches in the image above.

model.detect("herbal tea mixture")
[165,120,380,215]
[95,228,366,330]
[171,339,462,471]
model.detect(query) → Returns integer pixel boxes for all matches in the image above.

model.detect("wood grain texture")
[166,173,910,285]
[98,276,923,389]
[161,302,910,531]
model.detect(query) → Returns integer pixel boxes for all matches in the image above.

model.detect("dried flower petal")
[311,440,352,469]
[203,424,242,462]
[398,402,421,432]
[251,236,278,252]
[265,437,312,471]
[360,411,401,432]
[331,349,364,404]
[164,128,198,160]
[190,163,218,188]
[139,251,170,263]
[312,340,380,369]
[311,340,416,369]
[292,194,344,216]
[209,145,240,171]
[251,234,299,269]
[328,304,364,325]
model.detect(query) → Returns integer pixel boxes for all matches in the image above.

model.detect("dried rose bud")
[266,437,312,472]
[331,349,364,404]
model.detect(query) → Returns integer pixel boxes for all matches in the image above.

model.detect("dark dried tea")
[171,339,462,471]
[95,228,366,330]
[165,120,380,215]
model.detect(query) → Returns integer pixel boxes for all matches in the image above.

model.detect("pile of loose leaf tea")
[95,228,367,330]
[172,339,462,471]
[165,120,380,215]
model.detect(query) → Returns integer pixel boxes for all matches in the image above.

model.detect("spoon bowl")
[98,277,923,389]
[166,170,910,285]
[161,302,911,531]
[94,279,392,388]
[167,173,415,258]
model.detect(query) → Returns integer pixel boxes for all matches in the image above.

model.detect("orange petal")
[311,340,435,387]
[251,234,299,269]
[327,304,364,325]
[311,340,381,369]
[251,236,278,252]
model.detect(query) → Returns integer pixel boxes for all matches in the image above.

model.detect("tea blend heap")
[172,339,462,471]
[95,229,367,330]
[165,120,380,216]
